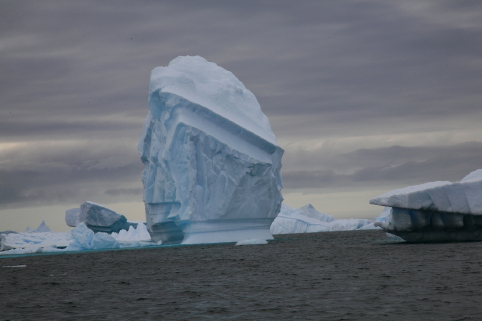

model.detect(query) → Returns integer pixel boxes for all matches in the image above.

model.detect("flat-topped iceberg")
[138,56,284,244]
[371,169,482,242]
[370,169,482,214]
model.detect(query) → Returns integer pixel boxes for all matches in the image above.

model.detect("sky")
[1,0,482,231]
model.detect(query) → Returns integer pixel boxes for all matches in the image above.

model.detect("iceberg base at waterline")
[174,219,274,245]
[374,207,482,242]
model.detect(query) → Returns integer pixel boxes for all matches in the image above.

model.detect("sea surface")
[2,230,482,320]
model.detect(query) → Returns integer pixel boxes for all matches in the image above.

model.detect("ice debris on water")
[1,221,70,252]
[371,169,482,242]
[0,222,157,256]
[138,56,283,244]
[235,239,268,246]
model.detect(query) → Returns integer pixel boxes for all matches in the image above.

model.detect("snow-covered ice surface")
[370,169,482,214]
[270,204,371,235]
[139,56,283,244]
[235,239,268,246]
[1,231,71,252]
[0,222,158,256]
[371,170,482,242]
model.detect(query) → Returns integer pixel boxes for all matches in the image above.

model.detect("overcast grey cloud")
[283,141,482,189]
[1,0,481,230]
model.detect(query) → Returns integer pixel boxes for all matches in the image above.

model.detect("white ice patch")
[111,223,151,242]
[235,239,268,246]
[357,223,380,230]
[270,203,371,235]
[1,229,71,252]
[370,169,482,215]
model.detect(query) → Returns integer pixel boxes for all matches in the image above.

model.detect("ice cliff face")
[138,56,284,244]
[371,170,482,242]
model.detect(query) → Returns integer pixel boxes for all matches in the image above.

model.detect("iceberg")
[138,56,283,244]
[0,222,157,256]
[32,221,51,233]
[370,169,482,242]
[23,221,51,233]
[298,204,334,222]
[270,203,371,234]
[65,201,130,233]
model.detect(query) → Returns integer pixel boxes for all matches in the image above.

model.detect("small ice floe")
[386,233,405,242]
[235,239,268,246]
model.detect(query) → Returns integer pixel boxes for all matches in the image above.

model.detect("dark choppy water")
[2,230,482,320]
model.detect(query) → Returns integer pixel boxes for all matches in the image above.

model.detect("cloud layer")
[1,1,481,227]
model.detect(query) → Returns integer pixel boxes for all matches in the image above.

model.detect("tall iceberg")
[370,169,482,242]
[138,56,284,244]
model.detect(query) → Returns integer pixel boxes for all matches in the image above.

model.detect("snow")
[270,204,372,234]
[235,239,268,246]
[139,56,283,244]
[370,169,482,215]
[148,55,277,145]
[461,169,482,183]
